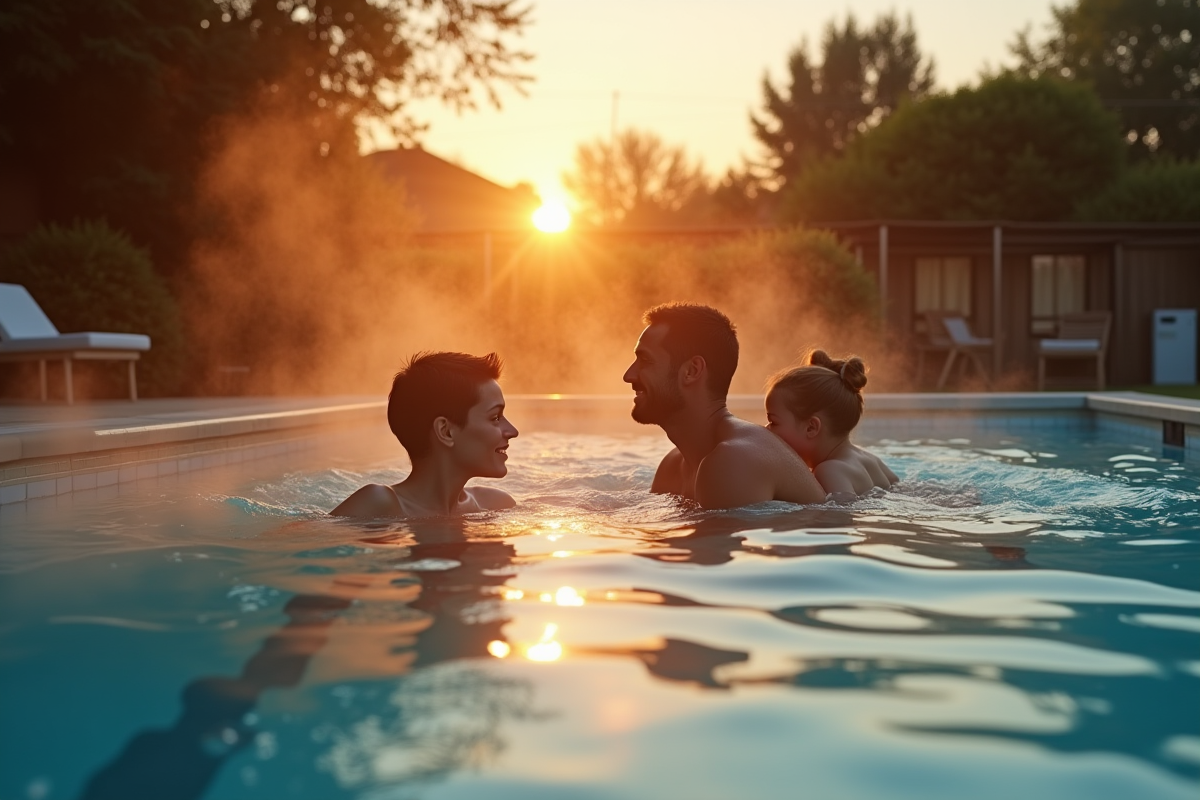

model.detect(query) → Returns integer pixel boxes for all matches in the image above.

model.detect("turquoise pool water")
[1,424,1198,799]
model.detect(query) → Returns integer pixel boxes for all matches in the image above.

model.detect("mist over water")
[183,111,904,397]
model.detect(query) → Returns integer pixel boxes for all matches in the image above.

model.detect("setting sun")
[532,200,571,233]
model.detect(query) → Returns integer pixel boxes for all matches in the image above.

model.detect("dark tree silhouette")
[1011,0,1200,160]
[751,11,935,189]
[0,0,532,273]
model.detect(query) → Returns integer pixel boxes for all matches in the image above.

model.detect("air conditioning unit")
[1153,309,1197,385]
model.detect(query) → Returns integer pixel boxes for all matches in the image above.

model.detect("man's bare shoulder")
[330,483,403,518]
[651,447,685,494]
[719,417,800,460]
[704,416,826,506]
[465,485,517,510]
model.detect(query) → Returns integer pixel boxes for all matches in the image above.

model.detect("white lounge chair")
[936,316,993,390]
[0,283,151,403]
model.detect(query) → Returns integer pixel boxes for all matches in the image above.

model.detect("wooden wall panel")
[889,255,915,335]
[1114,249,1200,385]
[1001,255,1032,373]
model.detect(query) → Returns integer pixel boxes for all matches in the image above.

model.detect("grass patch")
[1114,384,1200,401]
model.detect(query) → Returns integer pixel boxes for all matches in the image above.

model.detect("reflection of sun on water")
[554,586,585,606]
[532,201,570,233]
[526,623,563,662]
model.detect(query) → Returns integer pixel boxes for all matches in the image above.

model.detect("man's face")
[450,379,519,478]
[622,324,685,425]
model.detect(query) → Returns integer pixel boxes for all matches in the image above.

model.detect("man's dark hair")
[387,351,502,458]
[644,303,739,397]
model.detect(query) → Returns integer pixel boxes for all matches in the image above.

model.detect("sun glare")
[532,200,571,233]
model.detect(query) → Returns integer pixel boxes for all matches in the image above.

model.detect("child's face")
[765,389,815,460]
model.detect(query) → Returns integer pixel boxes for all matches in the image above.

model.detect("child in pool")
[765,350,898,499]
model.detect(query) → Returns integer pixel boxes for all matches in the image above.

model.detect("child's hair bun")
[809,350,868,393]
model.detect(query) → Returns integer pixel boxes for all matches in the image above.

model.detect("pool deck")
[1,391,1198,505]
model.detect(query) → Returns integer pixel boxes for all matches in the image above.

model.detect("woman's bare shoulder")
[466,485,517,510]
[330,483,403,518]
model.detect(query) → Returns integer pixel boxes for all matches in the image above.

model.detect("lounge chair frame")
[1036,311,1112,391]
[0,283,149,404]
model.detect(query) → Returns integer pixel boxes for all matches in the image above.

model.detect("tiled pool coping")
[0,398,383,506]
[1,391,1197,505]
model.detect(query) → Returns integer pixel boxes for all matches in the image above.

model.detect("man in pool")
[623,303,826,509]
[332,351,519,518]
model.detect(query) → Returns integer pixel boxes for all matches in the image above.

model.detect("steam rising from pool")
[181,110,921,397]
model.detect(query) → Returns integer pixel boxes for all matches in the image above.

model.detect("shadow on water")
[757,648,1200,782]
[80,593,350,800]
[634,508,1036,570]
[605,510,1197,781]
[78,518,535,800]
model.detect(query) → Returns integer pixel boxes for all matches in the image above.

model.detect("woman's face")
[765,389,814,461]
[452,380,519,478]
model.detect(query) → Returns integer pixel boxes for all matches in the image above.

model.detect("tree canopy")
[1011,0,1200,160]
[0,0,532,273]
[785,74,1125,222]
[1075,158,1200,221]
[751,11,934,188]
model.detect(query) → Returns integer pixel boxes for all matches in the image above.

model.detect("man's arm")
[330,484,403,518]
[650,448,685,494]
[693,442,777,509]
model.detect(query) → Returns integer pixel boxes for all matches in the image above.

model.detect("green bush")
[786,75,1125,222]
[1074,159,1200,222]
[0,220,184,396]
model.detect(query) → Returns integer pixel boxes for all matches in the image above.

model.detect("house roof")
[366,147,539,234]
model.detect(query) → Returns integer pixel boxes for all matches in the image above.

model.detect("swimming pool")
[1,413,1198,800]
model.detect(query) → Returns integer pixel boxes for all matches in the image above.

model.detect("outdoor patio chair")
[915,311,954,386]
[1036,311,1111,391]
[936,316,993,390]
[0,283,151,404]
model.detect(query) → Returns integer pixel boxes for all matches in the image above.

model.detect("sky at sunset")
[384,0,1058,204]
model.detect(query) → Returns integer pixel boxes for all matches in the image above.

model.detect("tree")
[786,75,1125,222]
[751,11,934,189]
[0,0,532,274]
[563,128,709,228]
[1075,158,1200,221]
[1011,0,1200,160]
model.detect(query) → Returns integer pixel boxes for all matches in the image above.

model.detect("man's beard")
[630,380,685,425]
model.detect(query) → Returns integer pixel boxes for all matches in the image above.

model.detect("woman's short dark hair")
[643,303,739,397]
[387,351,502,458]
[768,350,867,436]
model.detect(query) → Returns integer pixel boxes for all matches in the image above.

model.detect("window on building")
[915,257,972,326]
[1031,255,1085,335]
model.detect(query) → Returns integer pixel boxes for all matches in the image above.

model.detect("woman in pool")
[765,350,897,499]
[332,351,519,518]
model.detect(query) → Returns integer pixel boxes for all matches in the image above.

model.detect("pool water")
[1,425,1198,800]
